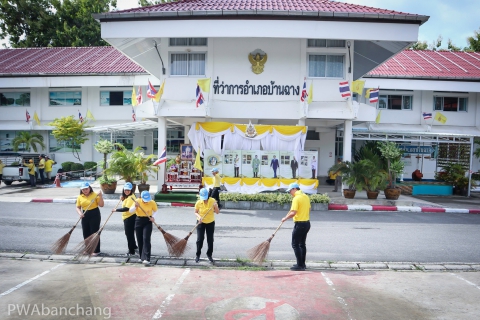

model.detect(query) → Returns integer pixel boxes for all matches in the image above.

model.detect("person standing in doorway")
[311,156,317,179]
[234,154,240,177]
[290,157,299,179]
[252,155,260,178]
[281,182,311,271]
[38,154,45,184]
[333,158,343,192]
[194,188,220,263]
[23,158,36,187]
[270,155,279,178]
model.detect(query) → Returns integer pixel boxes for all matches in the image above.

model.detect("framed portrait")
[180,144,193,161]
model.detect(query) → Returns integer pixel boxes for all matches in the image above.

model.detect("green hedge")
[61,161,75,172]
[83,161,97,170]
[70,163,84,172]
[220,192,330,205]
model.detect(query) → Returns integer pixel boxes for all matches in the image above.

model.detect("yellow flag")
[197,78,211,93]
[365,88,372,99]
[153,80,165,102]
[375,110,381,124]
[351,80,365,96]
[434,112,447,124]
[307,82,313,104]
[131,87,137,106]
[194,147,203,172]
[86,109,95,121]
[33,111,40,126]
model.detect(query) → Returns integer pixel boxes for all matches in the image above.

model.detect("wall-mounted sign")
[213,77,300,96]
[398,145,434,154]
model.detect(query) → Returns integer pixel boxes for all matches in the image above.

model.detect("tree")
[49,116,90,161]
[409,41,428,50]
[12,131,46,152]
[138,0,175,6]
[466,28,480,52]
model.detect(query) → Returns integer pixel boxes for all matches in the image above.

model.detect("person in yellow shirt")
[208,167,222,209]
[131,191,158,265]
[194,188,219,263]
[44,155,56,181]
[113,182,138,256]
[76,182,104,256]
[23,158,36,187]
[38,154,46,184]
[0,160,5,186]
[281,182,311,271]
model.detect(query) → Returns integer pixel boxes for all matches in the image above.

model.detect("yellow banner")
[131,87,137,106]
[153,80,165,102]
[197,78,211,93]
[434,112,447,124]
[307,82,313,104]
[351,80,365,96]
[375,110,381,124]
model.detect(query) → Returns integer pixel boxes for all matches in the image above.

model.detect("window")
[49,91,82,106]
[308,55,344,78]
[434,96,467,112]
[169,38,207,46]
[171,53,206,76]
[100,91,132,106]
[155,129,184,153]
[0,92,30,106]
[378,95,412,110]
[307,39,346,48]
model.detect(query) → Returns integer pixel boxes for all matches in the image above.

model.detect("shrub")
[83,161,97,170]
[219,192,330,204]
[61,161,75,172]
[70,163,85,172]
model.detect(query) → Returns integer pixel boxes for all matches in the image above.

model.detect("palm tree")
[12,131,45,152]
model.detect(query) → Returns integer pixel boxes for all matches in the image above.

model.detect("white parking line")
[450,273,480,290]
[0,263,65,297]
[321,272,354,320]
[152,268,191,319]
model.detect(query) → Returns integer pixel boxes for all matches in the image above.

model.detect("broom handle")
[98,199,123,231]
[189,204,216,234]
[135,201,164,232]
[270,221,284,238]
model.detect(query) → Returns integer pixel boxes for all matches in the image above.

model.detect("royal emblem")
[248,51,268,74]
[245,121,257,138]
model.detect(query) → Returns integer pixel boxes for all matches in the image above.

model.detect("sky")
[115,0,479,49]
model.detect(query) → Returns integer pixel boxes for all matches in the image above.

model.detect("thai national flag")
[423,112,432,120]
[132,107,136,122]
[78,110,84,123]
[196,84,205,108]
[300,78,308,102]
[26,110,31,123]
[147,80,157,99]
[136,86,143,105]
[153,147,167,166]
[369,89,379,103]
[339,81,351,98]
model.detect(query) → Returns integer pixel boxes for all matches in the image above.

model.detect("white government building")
[1,0,479,189]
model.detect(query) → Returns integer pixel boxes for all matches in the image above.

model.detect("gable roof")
[0,47,145,76]
[365,50,480,80]
[95,0,428,25]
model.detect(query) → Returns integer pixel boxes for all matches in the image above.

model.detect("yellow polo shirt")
[24,162,36,175]
[195,198,217,224]
[213,174,221,187]
[38,158,45,169]
[136,200,158,217]
[0,163,5,174]
[45,159,55,172]
[290,190,311,222]
[121,194,137,220]
[76,192,100,211]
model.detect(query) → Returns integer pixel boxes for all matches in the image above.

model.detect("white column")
[157,117,167,189]
[298,119,305,126]
[342,120,353,162]
[184,125,190,144]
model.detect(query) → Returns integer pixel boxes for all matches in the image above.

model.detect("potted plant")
[134,149,158,193]
[378,141,404,200]
[353,159,388,199]
[435,163,472,196]
[331,161,361,199]
[94,139,117,194]
[105,143,138,193]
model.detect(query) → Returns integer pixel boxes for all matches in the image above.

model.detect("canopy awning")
[85,120,158,133]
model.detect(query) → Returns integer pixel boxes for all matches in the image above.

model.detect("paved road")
[1,202,480,263]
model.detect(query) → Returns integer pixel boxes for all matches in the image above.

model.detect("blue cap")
[80,182,90,189]
[211,168,219,173]
[286,182,300,192]
[141,191,151,202]
[124,182,133,190]
[199,188,209,200]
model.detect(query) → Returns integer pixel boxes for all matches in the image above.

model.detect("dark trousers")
[196,221,215,257]
[39,169,45,184]
[28,174,36,187]
[234,167,239,177]
[292,169,296,179]
[135,217,153,261]
[124,214,138,254]
[311,169,316,179]
[209,187,221,209]
[253,171,258,178]
[333,176,342,191]
[81,208,101,253]
[292,221,311,268]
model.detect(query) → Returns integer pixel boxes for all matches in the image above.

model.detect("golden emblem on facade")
[245,121,257,138]
[248,51,267,74]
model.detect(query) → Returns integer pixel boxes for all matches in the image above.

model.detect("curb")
[328,204,480,214]
[30,199,175,207]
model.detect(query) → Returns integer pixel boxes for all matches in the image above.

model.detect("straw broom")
[170,204,215,257]
[247,221,284,265]
[50,193,100,254]
[75,198,122,260]
[135,201,181,256]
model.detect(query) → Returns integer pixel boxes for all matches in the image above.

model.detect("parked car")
[1,152,61,185]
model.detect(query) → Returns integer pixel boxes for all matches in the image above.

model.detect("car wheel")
[4,181,13,186]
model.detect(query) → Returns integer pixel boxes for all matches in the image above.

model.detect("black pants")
[311,169,316,179]
[39,169,45,184]
[196,221,215,257]
[234,167,239,177]
[253,171,258,178]
[209,187,221,209]
[292,169,296,179]
[81,208,101,253]
[124,214,138,254]
[28,174,36,187]
[135,217,153,262]
[291,221,311,268]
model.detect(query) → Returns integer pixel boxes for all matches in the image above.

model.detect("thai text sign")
[398,145,434,154]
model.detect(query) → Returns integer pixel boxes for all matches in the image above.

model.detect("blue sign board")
[398,145,434,154]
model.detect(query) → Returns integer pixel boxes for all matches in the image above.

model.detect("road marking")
[321,272,354,320]
[450,273,480,290]
[0,263,64,297]
[152,268,190,319]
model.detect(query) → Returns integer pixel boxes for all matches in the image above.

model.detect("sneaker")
[195,256,200,263]
[292,264,307,269]
[142,260,150,265]
[290,265,305,271]
[137,259,143,263]
[207,255,214,263]
[91,252,102,257]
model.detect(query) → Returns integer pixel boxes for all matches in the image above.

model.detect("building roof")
[97,0,428,24]
[0,47,146,76]
[365,50,480,80]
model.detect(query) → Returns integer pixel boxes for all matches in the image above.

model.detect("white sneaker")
[137,259,143,263]
[142,260,150,265]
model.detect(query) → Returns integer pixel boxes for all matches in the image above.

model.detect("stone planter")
[137,183,150,194]
[223,201,328,211]
[251,202,279,210]
[366,191,379,199]
[384,187,401,200]
[311,203,328,211]
[343,189,356,199]
[224,201,251,210]
[100,181,117,194]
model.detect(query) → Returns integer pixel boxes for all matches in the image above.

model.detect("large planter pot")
[384,187,401,200]
[343,189,356,199]
[137,183,150,194]
[100,181,117,194]
[366,191,379,200]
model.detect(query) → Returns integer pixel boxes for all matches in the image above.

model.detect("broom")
[247,221,284,265]
[170,204,215,257]
[50,193,100,254]
[135,201,181,256]
[75,198,123,260]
